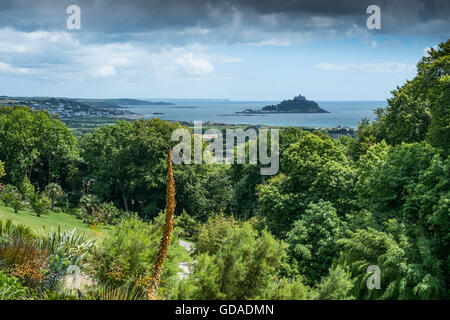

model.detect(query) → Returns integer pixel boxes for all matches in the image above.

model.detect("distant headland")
[237,94,329,114]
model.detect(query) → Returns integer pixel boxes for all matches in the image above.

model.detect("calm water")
[124,100,386,128]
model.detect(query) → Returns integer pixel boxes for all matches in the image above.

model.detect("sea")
[123,100,386,128]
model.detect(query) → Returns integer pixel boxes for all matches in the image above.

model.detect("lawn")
[0,201,100,238]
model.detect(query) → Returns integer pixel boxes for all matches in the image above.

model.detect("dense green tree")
[257,132,356,236]
[357,142,437,224]
[186,215,293,299]
[90,215,187,298]
[374,40,449,154]
[286,201,343,284]
[315,265,355,300]
[337,219,446,299]
[80,119,181,216]
[0,106,78,188]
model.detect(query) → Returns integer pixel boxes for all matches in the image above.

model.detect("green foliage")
[0,185,21,207]
[89,215,186,297]
[357,142,437,224]
[185,215,292,299]
[39,227,95,291]
[315,265,355,300]
[0,160,5,182]
[0,271,30,300]
[80,119,182,217]
[0,106,79,188]
[29,193,51,217]
[374,40,450,155]
[195,213,239,254]
[337,219,446,299]
[175,209,199,239]
[19,176,35,201]
[257,132,356,236]
[259,277,311,300]
[11,198,26,214]
[0,219,34,240]
[176,163,235,221]
[45,183,64,212]
[286,201,343,284]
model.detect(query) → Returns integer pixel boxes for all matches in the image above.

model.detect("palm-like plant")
[30,194,50,217]
[11,199,26,214]
[45,183,64,212]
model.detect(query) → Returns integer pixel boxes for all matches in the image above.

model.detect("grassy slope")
[0,201,98,238]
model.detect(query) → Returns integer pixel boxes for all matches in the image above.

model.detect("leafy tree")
[45,183,65,212]
[374,40,449,155]
[0,106,78,188]
[90,215,186,298]
[357,142,437,224]
[185,215,292,300]
[286,201,343,284]
[315,265,355,300]
[80,119,184,217]
[257,132,356,236]
[18,176,35,201]
[259,277,311,300]
[337,219,446,299]
[195,213,239,254]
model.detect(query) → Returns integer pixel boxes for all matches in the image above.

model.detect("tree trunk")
[122,192,129,213]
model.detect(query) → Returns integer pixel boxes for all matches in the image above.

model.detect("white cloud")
[175,53,214,76]
[315,62,416,73]
[0,61,30,74]
[92,66,116,77]
[0,28,238,81]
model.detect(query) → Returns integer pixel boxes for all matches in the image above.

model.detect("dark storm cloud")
[0,0,449,41]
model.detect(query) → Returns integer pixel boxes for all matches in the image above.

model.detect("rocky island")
[237,94,329,114]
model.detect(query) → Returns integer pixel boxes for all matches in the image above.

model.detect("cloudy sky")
[0,0,449,100]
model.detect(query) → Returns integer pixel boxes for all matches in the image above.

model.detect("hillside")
[0,201,98,237]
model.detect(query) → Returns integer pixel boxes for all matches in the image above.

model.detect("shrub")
[175,209,199,239]
[0,271,30,300]
[89,215,186,297]
[11,199,26,214]
[30,193,51,217]
[19,176,35,201]
[0,185,21,207]
[39,228,95,291]
[0,231,48,289]
[185,216,292,300]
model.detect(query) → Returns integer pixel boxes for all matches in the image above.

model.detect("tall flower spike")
[148,149,176,300]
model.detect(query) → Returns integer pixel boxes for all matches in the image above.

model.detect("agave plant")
[39,227,95,264]
[81,284,144,300]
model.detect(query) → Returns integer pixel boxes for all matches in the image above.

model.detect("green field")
[0,201,99,238]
